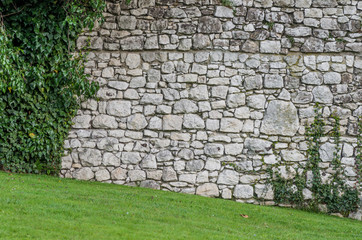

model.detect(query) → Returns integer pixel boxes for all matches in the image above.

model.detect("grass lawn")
[0,171,361,240]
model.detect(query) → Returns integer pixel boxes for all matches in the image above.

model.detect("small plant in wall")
[267,104,359,216]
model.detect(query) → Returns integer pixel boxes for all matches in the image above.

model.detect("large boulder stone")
[260,100,299,136]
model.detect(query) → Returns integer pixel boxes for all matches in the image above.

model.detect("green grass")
[0,172,361,240]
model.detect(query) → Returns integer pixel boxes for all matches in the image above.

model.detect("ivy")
[0,0,105,174]
[268,105,359,216]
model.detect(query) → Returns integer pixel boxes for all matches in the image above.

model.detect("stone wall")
[61,0,362,219]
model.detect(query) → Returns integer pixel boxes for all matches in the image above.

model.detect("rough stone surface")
[261,100,299,136]
[64,0,362,220]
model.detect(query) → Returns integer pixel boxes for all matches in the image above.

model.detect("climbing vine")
[0,0,105,174]
[268,105,359,216]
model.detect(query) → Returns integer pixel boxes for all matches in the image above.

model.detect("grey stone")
[179,174,196,184]
[217,170,239,185]
[167,8,187,18]
[261,100,299,136]
[102,68,114,78]
[130,77,146,88]
[233,185,254,199]
[264,74,284,88]
[281,150,306,162]
[204,144,224,157]
[319,143,338,162]
[244,138,272,154]
[103,152,120,166]
[178,149,194,160]
[246,8,264,21]
[312,0,337,7]
[74,168,94,180]
[215,6,234,18]
[189,85,209,100]
[186,160,205,172]
[162,167,177,181]
[293,91,313,104]
[140,94,163,105]
[106,101,131,117]
[192,34,211,49]
[127,114,148,130]
[196,183,219,197]
[285,27,312,37]
[198,17,222,33]
[301,72,323,85]
[174,99,198,113]
[128,170,146,181]
[73,115,91,129]
[163,115,183,131]
[295,0,311,8]
[312,86,333,104]
[138,0,156,8]
[108,81,128,90]
[244,75,263,90]
[79,149,102,166]
[140,155,157,169]
[323,72,341,84]
[121,152,142,164]
[246,95,266,109]
[260,41,281,54]
[118,16,137,30]
[255,184,274,200]
[321,18,339,30]
[120,36,144,50]
[140,180,160,190]
[144,36,159,50]
[95,169,110,181]
[111,168,127,180]
[226,93,246,108]
[301,38,324,52]
[162,88,180,101]
[177,74,198,83]
[205,159,221,171]
[220,118,243,133]
[156,150,173,162]
[242,40,259,53]
[126,54,141,69]
[183,114,205,129]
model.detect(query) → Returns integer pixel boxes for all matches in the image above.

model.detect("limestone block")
[79,149,102,166]
[106,100,131,117]
[162,167,178,182]
[196,183,219,197]
[163,115,183,131]
[204,144,224,157]
[121,152,142,164]
[127,114,148,130]
[95,169,110,181]
[183,114,205,129]
[220,118,243,133]
[244,138,272,154]
[74,168,94,180]
[217,170,239,185]
[233,185,254,199]
[260,100,299,136]
[281,150,306,162]
[128,170,146,181]
[92,115,118,129]
[73,115,91,129]
[111,168,127,180]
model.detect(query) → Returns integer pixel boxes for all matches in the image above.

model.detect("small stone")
[140,94,163,105]
[93,115,118,129]
[140,155,157,169]
[174,99,198,113]
[118,16,137,30]
[246,95,266,109]
[244,75,263,90]
[226,93,246,108]
[127,114,148,130]
[103,152,120,166]
[301,38,324,52]
[319,143,338,162]
[156,150,173,162]
[192,34,211,49]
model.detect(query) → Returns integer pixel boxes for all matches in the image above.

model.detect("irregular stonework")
[63,0,362,220]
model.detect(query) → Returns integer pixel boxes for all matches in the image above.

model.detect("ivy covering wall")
[0,0,105,174]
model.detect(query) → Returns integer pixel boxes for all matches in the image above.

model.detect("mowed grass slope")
[0,172,361,240]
